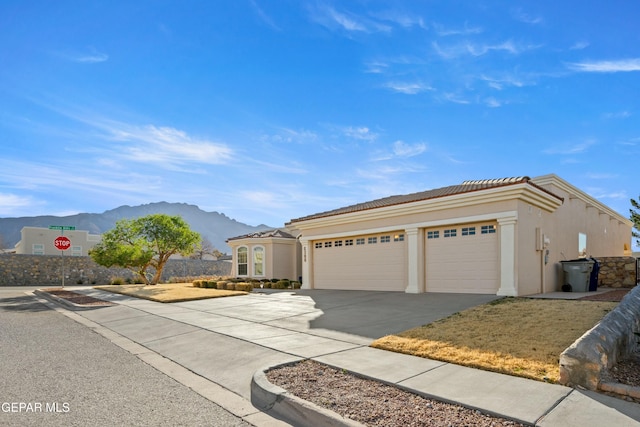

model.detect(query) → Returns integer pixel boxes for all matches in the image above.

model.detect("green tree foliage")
[631,197,640,246]
[90,214,201,285]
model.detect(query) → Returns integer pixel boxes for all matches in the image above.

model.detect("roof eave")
[288,182,563,230]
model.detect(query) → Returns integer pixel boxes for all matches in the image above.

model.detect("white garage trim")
[497,218,517,296]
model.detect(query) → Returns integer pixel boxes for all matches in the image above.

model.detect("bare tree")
[190,237,220,260]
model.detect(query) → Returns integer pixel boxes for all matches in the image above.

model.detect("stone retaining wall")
[559,285,640,390]
[597,257,638,288]
[0,254,231,286]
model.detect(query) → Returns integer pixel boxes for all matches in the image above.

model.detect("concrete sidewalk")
[33,288,640,426]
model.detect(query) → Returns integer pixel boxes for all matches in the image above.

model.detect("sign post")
[50,226,75,288]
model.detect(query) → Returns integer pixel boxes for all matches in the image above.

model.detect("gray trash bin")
[560,259,595,292]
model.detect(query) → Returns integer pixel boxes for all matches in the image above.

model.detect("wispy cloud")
[484,97,503,108]
[342,126,378,141]
[0,193,35,216]
[100,122,233,167]
[567,58,640,73]
[264,127,319,144]
[543,139,597,155]
[384,81,433,94]
[432,22,483,36]
[370,140,427,161]
[586,173,618,180]
[602,111,631,119]
[512,8,544,25]
[570,41,589,50]
[0,159,164,202]
[586,187,628,200]
[373,10,427,29]
[364,61,389,74]
[433,40,536,59]
[480,74,527,90]
[249,0,281,31]
[56,48,109,63]
[310,5,390,34]
[392,140,427,157]
[440,93,470,105]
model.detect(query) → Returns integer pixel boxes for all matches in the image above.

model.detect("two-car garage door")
[425,223,499,294]
[311,222,499,294]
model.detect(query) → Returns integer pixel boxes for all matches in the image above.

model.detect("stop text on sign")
[54,236,71,251]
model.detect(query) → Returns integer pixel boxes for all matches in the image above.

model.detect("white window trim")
[237,246,249,277]
[252,245,266,277]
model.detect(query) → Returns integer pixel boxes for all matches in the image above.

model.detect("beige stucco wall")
[228,238,300,281]
[14,227,101,256]
[530,176,632,293]
[290,176,631,296]
[271,240,301,281]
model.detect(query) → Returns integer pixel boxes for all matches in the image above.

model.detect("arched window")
[253,246,264,276]
[237,247,248,276]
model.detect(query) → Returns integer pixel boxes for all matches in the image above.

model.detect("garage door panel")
[426,224,498,294]
[313,239,406,291]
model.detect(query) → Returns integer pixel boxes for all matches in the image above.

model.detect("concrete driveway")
[220,289,501,340]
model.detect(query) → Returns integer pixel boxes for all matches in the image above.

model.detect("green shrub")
[207,280,218,288]
[226,283,236,291]
[271,278,279,283]
[192,280,202,288]
[291,281,301,289]
[273,280,290,289]
[216,281,228,290]
[235,282,253,292]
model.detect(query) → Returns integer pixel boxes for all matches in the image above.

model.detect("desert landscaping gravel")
[267,360,526,427]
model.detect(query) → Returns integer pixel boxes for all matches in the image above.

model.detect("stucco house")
[227,228,301,281]
[14,226,102,256]
[227,174,632,296]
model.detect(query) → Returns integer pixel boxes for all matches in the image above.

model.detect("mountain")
[0,202,273,253]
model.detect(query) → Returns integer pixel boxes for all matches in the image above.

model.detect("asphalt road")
[0,290,252,427]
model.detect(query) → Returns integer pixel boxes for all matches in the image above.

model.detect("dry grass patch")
[371,298,617,383]
[94,282,247,303]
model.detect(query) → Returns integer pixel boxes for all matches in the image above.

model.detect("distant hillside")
[0,202,273,253]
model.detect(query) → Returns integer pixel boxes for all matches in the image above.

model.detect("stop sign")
[54,236,71,251]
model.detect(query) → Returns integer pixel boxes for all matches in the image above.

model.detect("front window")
[237,247,248,276]
[253,247,264,276]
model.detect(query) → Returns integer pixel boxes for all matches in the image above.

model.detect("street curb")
[251,363,365,427]
[28,291,291,427]
[33,289,108,311]
[600,381,640,400]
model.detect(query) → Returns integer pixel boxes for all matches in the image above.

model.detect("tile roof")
[289,176,559,223]
[227,228,296,241]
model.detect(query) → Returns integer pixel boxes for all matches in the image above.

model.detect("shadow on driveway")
[269,289,501,340]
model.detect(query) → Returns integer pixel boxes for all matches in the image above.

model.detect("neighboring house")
[228,174,632,296]
[226,228,301,281]
[14,226,102,256]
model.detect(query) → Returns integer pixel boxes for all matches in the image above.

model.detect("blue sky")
[1,1,639,232]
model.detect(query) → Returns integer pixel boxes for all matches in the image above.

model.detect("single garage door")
[312,234,406,291]
[425,223,499,294]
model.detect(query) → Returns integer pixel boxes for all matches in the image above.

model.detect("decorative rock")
[559,285,640,390]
